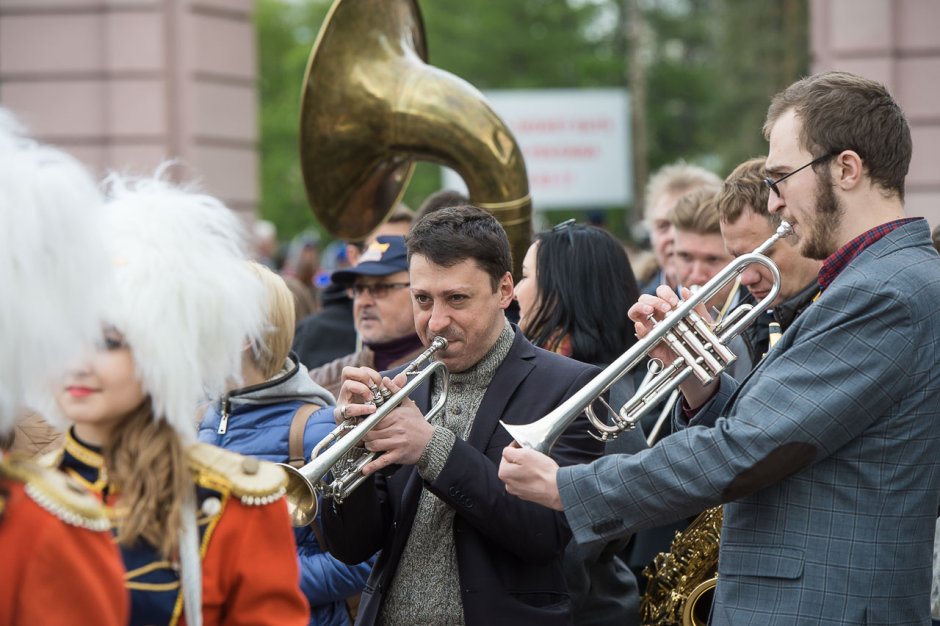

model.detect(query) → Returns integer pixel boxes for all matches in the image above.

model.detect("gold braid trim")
[0,454,110,532]
[64,430,105,468]
[186,443,287,506]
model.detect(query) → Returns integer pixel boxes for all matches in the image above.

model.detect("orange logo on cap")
[359,241,390,263]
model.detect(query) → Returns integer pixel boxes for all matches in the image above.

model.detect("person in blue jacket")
[199,261,374,626]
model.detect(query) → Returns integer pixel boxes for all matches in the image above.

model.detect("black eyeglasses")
[552,218,577,245]
[763,153,836,197]
[346,282,410,299]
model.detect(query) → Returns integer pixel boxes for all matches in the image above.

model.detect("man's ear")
[497,271,514,309]
[834,149,864,191]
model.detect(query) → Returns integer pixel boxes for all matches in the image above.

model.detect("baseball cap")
[330,235,408,286]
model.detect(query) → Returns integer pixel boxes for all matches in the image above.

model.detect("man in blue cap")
[307,235,425,397]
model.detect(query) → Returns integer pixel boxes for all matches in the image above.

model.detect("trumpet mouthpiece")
[404,336,449,375]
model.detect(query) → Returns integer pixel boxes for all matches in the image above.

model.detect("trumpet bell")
[280,465,319,527]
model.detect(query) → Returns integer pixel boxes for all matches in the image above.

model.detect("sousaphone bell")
[299,0,532,276]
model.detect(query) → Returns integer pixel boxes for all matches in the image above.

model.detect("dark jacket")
[321,329,605,626]
[293,284,357,370]
[566,368,646,626]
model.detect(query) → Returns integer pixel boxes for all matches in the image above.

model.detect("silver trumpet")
[502,221,792,453]
[279,336,449,526]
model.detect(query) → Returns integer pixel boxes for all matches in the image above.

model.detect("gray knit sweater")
[377,321,515,626]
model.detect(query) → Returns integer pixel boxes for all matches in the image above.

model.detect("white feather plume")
[0,110,112,431]
[97,173,266,441]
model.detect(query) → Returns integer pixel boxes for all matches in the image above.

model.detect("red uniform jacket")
[0,454,128,626]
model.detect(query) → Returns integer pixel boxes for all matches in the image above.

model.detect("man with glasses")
[307,236,425,397]
[500,71,940,625]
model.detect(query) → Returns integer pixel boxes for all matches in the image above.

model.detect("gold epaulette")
[0,454,110,531]
[36,447,64,469]
[187,443,287,506]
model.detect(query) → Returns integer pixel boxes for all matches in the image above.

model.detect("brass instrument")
[640,506,723,626]
[279,337,449,527]
[299,0,532,277]
[500,221,792,452]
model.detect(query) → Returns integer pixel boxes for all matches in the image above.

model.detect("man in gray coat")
[500,71,940,625]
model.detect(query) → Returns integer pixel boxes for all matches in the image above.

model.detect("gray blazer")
[558,220,940,625]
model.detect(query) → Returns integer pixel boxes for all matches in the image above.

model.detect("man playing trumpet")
[500,72,940,625]
[320,205,604,625]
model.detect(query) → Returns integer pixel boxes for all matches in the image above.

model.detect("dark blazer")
[321,328,605,626]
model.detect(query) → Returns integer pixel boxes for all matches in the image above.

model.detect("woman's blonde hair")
[247,262,296,379]
[106,399,190,559]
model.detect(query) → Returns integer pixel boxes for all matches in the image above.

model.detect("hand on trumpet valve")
[357,375,435,475]
[334,365,384,425]
[627,285,710,366]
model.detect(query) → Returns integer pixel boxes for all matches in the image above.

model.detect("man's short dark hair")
[764,71,911,199]
[406,205,512,291]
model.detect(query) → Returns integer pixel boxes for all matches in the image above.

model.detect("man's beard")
[801,174,844,260]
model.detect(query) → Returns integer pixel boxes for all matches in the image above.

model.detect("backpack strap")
[285,403,332,553]
[287,403,321,468]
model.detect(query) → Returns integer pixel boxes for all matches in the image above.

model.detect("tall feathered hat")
[100,172,266,441]
[0,109,112,431]
[101,173,267,626]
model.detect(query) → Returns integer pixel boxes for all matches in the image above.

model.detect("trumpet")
[501,222,792,453]
[279,336,449,526]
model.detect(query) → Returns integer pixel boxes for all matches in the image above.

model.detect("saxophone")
[639,506,723,626]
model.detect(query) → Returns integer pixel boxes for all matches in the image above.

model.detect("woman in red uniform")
[47,173,309,626]
[0,108,128,626]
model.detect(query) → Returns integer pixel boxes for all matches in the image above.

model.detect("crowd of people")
[1,70,939,626]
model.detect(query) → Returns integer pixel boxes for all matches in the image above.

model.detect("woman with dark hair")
[514,220,647,626]
[516,220,639,367]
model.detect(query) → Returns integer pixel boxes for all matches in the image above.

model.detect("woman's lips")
[66,386,96,398]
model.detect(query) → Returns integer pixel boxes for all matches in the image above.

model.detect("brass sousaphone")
[299,0,532,276]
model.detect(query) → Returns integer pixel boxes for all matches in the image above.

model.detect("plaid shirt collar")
[818,217,921,291]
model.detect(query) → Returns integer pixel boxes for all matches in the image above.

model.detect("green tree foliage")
[256,0,807,244]
[644,0,722,171]
[708,0,810,169]
[257,0,331,242]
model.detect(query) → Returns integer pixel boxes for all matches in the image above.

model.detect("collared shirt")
[817,217,922,291]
